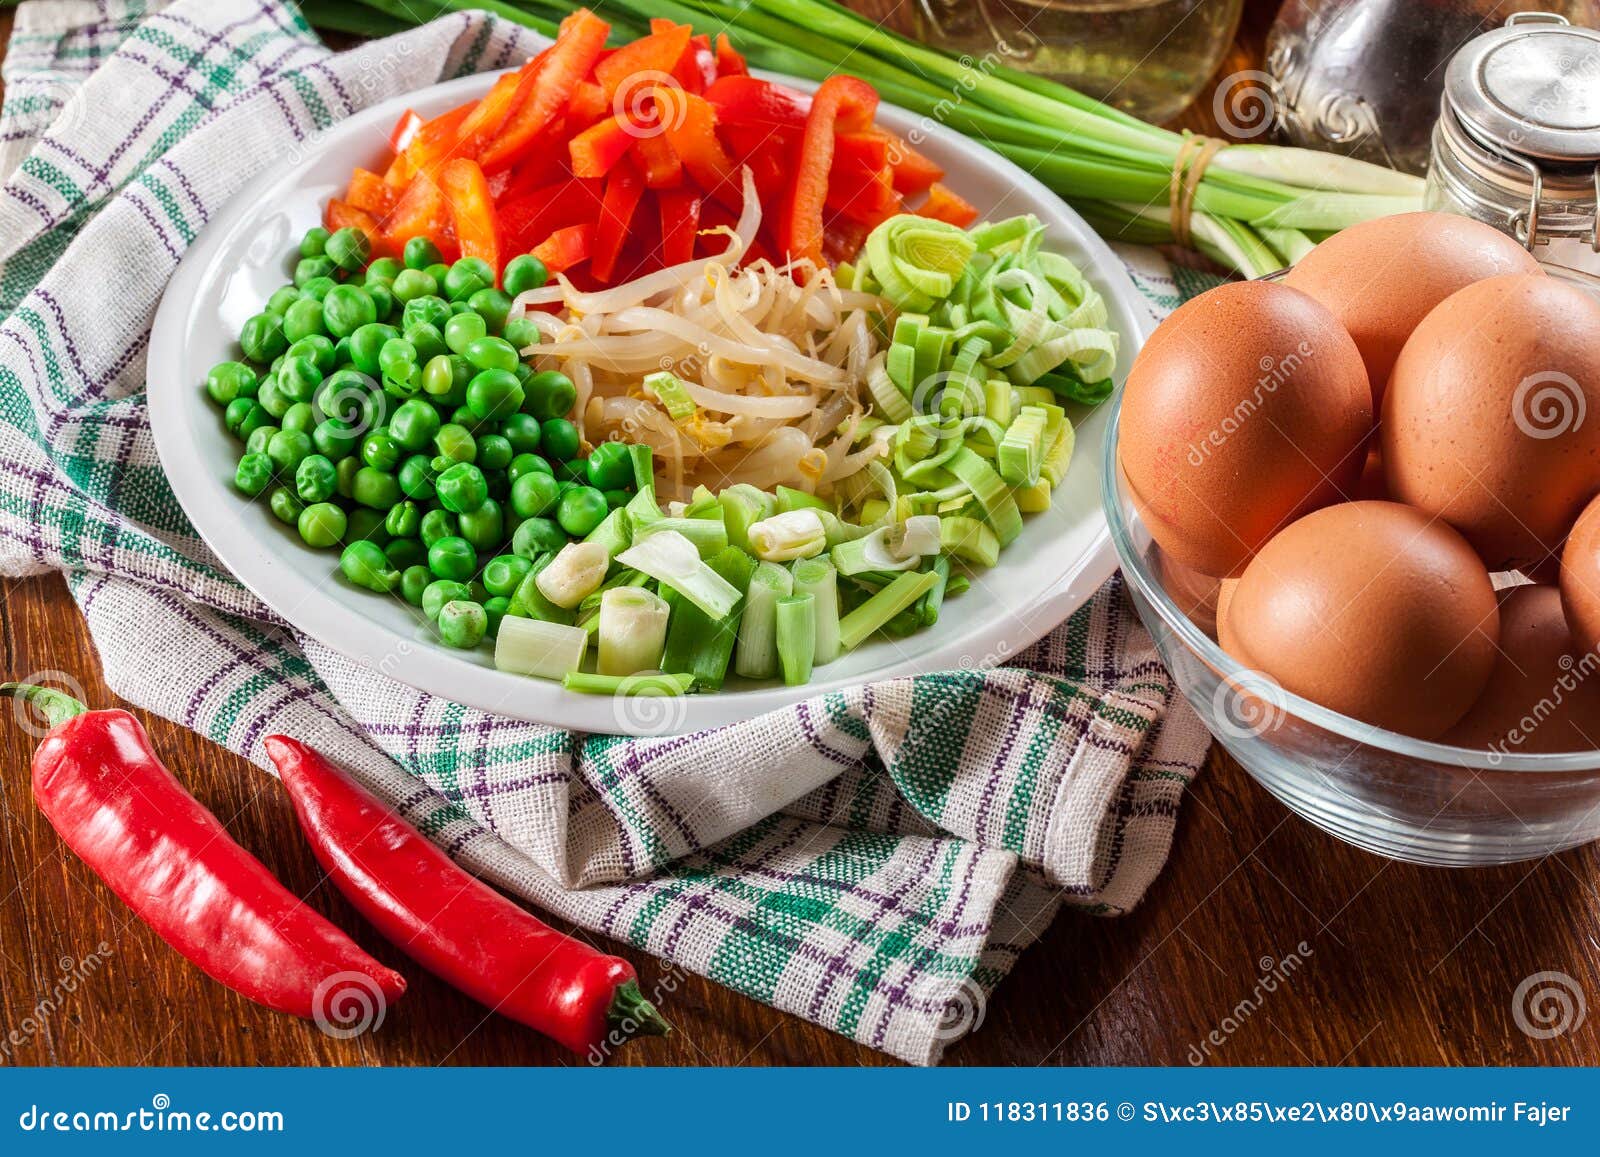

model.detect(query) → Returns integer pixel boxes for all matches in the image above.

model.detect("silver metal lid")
[1444,13,1600,163]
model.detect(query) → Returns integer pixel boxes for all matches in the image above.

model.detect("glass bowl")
[1100,265,1600,866]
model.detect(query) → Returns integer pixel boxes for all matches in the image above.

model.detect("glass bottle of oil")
[901,0,1245,124]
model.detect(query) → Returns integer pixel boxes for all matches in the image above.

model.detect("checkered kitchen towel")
[0,0,1212,1065]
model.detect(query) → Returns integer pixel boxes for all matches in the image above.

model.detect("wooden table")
[3,0,1597,1069]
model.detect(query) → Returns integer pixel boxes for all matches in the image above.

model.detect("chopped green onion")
[628,443,655,491]
[1041,420,1077,488]
[917,556,951,627]
[494,617,587,681]
[598,586,671,676]
[776,486,829,513]
[839,570,939,650]
[832,528,920,576]
[941,515,1000,568]
[509,553,577,626]
[792,556,841,666]
[748,509,828,562]
[661,545,756,690]
[718,483,775,552]
[584,506,632,559]
[563,671,695,697]
[617,530,741,619]
[625,484,664,530]
[642,370,696,422]
[947,446,1023,546]
[734,561,793,680]
[776,594,817,686]
[536,541,611,609]
[635,515,729,557]
[998,405,1049,486]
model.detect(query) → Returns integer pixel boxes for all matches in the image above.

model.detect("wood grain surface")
[3,0,1598,1068]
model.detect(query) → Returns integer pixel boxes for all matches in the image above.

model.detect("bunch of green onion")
[305,0,1426,277]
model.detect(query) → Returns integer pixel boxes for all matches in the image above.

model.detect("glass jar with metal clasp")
[1425,12,1600,273]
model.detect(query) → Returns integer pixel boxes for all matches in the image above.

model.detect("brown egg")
[1218,501,1499,739]
[1215,578,1238,646]
[1285,211,1542,406]
[1443,584,1600,754]
[1352,446,1388,502]
[1382,273,1600,571]
[1118,279,1371,577]
[1560,492,1600,656]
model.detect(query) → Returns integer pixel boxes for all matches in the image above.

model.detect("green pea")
[240,312,287,363]
[421,579,471,621]
[434,423,477,465]
[437,599,487,648]
[423,353,472,407]
[336,455,362,500]
[448,405,480,430]
[484,468,510,502]
[444,311,488,354]
[443,257,495,303]
[387,398,441,453]
[300,227,331,258]
[266,285,302,317]
[276,355,321,404]
[268,485,304,526]
[464,336,519,374]
[556,459,587,484]
[477,433,513,472]
[234,452,274,496]
[450,300,475,316]
[419,508,459,548]
[281,297,327,345]
[206,361,256,406]
[603,488,631,509]
[365,256,404,285]
[466,369,524,421]
[287,334,336,375]
[402,294,452,332]
[458,497,504,550]
[508,452,553,482]
[312,417,362,461]
[294,255,336,287]
[300,275,338,302]
[225,398,269,440]
[557,486,609,537]
[325,227,371,273]
[467,287,513,333]
[400,565,433,607]
[503,316,541,353]
[482,596,510,638]
[385,499,422,539]
[392,268,438,303]
[424,261,450,284]
[427,535,477,581]
[385,538,425,574]
[361,430,403,472]
[482,553,533,598]
[266,428,313,475]
[281,402,317,435]
[378,337,418,383]
[352,465,401,510]
[509,470,561,519]
[511,518,565,559]
[436,461,488,513]
[523,370,577,421]
[502,254,549,298]
[257,375,289,419]
[246,424,280,457]
[315,368,374,423]
[295,454,337,502]
[366,282,396,324]
[298,501,347,548]
[540,417,580,461]
[497,412,540,456]
[585,440,634,490]
[403,237,443,270]
[405,321,448,363]
[341,540,400,592]
[347,506,389,544]
[398,453,437,500]
[322,285,377,339]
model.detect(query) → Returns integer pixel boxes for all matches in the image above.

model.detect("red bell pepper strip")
[264,736,667,1055]
[672,34,717,95]
[831,131,889,174]
[875,130,943,195]
[569,115,639,179]
[705,76,810,130]
[632,129,683,188]
[479,9,609,172]
[718,123,794,208]
[658,187,701,265]
[498,177,603,254]
[382,172,456,258]
[591,158,645,282]
[823,217,871,265]
[454,64,538,157]
[438,158,501,273]
[715,34,748,77]
[2,684,407,1020]
[532,223,594,274]
[389,109,423,154]
[326,199,399,257]
[655,85,741,208]
[781,75,878,268]
[346,168,396,215]
[916,182,979,227]
[400,104,473,178]
[596,24,691,101]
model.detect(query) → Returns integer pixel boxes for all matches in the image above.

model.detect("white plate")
[149,70,1153,735]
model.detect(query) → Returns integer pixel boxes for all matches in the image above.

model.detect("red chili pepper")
[479,9,610,172]
[263,736,667,1055]
[658,187,701,265]
[592,158,645,282]
[2,684,406,1019]
[782,75,878,269]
